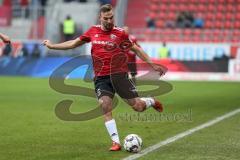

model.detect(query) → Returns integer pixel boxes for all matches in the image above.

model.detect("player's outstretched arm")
[131,44,167,76]
[42,38,86,50]
[0,33,11,43]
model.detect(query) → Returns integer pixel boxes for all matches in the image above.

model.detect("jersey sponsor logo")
[92,40,108,45]
[110,34,117,40]
[104,41,118,51]
[92,40,132,52]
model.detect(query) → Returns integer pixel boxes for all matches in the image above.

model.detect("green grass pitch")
[0,76,240,160]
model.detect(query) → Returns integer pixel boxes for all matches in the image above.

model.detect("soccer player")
[43,4,167,151]
[123,26,138,84]
[0,33,11,43]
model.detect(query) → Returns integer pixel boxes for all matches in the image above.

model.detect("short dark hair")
[100,4,113,14]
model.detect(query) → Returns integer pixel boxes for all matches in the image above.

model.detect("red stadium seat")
[234,21,240,28]
[216,12,224,20]
[225,12,234,20]
[215,21,223,29]
[198,4,206,12]
[206,13,214,20]
[208,4,215,11]
[183,29,192,36]
[224,21,232,29]
[226,4,234,11]
[233,30,240,36]
[235,13,240,20]
[169,4,177,11]
[156,20,164,28]
[205,21,213,28]
[179,4,188,11]
[193,29,202,36]
[189,4,197,12]
[227,0,235,3]
[217,5,225,12]
[158,12,167,19]
[208,0,215,4]
[232,37,239,42]
[149,12,158,19]
[150,4,159,12]
[159,4,168,12]
[167,12,176,20]
[151,0,159,4]
[218,0,225,3]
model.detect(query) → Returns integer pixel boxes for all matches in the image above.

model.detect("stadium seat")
[226,4,234,11]
[159,4,168,12]
[227,0,235,3]
[208,4,215,11]
[216,12,224,20]
[235,13,240,20]
[156,20,164,28]
[224,21,232,29]
[217,5,225,12]
[234,21,240,28]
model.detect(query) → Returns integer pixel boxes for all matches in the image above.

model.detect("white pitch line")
[122,108,240,160]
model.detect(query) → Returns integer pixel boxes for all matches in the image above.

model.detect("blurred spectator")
[184,11,194,27]
[61,15,76,41]
[176,11,194,28]
[194,13,204,28]
[31,44,41,57]
[20,0,30,18]
[39,0,48,16]
[176,12,185,28]
[146,16,156,30]
[165,20,175,28]
[21,45,29,57]
[2,43,12,56]
[158,42,170,59]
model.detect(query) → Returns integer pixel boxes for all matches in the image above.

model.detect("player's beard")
[104,23,114,31]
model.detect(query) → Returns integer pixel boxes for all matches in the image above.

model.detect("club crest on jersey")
[94,34,99,38]
[110,34,117,40]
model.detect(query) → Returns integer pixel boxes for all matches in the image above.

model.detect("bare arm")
[131,44,167,76]
[42,38,86,50]
[0,33,11,43]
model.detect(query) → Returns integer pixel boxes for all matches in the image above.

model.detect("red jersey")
[127,35,138,63]
[79,25,132,76]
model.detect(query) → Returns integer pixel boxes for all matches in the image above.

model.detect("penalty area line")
[122,108,240,160]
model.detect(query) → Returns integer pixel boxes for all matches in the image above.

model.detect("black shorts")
[128,63,137,76]
[94,73,139,99]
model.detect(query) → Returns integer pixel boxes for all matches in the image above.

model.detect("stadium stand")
[125,0,240,42]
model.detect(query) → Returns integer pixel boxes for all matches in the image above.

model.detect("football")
[123,134,143,153]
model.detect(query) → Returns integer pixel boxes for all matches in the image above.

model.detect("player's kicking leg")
[126,97,163,112]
